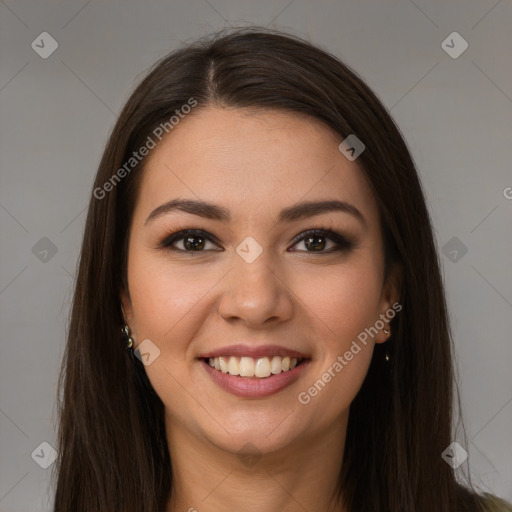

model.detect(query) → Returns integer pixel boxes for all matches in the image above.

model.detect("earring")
[121,324,134,351]
[384,327,391,362]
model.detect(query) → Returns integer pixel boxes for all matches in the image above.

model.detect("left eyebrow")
[278,199,366,227]
[144,198,366,227]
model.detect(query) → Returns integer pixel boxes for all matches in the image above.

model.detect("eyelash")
[159,227,354,254]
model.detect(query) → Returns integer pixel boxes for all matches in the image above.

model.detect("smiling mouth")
[204,356,307,378]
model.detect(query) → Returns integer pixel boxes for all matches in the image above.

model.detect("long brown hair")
[52,27,489,511]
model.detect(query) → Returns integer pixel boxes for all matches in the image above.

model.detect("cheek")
[127,252,215,422]
[296,256,383,344]
[292,258,382,411]
[127,249,216,351]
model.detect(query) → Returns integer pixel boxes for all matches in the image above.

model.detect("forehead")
[134,106,380,228]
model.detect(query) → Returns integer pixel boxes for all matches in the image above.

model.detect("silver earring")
[121,324,134,351]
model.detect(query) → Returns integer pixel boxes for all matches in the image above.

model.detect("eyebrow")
[144,198,366,227]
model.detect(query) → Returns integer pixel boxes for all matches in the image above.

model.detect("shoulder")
[480,493,512,512]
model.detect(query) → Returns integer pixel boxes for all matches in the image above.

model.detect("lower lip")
[201,359,310,398]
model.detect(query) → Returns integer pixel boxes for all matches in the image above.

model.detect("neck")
[165,413,349,512]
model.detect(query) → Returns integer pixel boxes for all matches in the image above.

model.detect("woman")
[51,27,511,512]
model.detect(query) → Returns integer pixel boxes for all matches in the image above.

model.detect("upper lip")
[198,344,310,359]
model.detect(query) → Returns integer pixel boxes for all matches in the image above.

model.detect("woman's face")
[121,106,398,457]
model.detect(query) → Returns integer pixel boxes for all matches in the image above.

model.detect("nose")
[217,248,294,329]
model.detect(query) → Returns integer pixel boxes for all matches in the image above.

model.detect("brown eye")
[181,234,206,251]
[302,234,329,252]
[289,229,354,253]
[160,230,220,252]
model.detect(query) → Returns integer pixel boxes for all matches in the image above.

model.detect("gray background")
[1,0,511,510]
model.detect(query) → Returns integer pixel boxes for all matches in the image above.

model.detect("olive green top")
[482,493,512,512]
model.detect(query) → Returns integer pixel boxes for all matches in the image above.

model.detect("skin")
[121,106,400,512]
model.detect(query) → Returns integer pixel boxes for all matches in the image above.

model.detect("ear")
[375,262,402,344]
[120,287,135,330]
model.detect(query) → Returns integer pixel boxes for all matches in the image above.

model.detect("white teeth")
[206,355,303,378]
[255,357,271,378]
[228,356,240,376]
[271,356,281,374]
[219,356,229,373]
[239,357,255,377]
